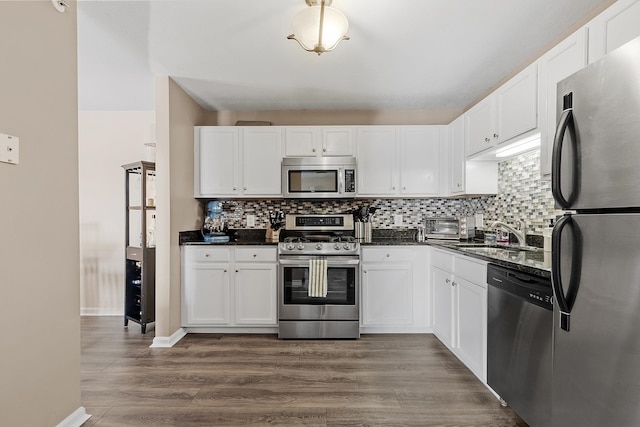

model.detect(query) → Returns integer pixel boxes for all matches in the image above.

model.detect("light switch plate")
[475,213,484,229]
[246,214,255,227]
[394,214,403,226]
[0,133,19,165]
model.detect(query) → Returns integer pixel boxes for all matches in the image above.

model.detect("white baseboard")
[184,326,278,334]
[150,327,187,348]
[359,326,432,334]
[80,308,123,316]
[56,407,91,427]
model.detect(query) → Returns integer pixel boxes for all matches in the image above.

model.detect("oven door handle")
[278,258,360,266]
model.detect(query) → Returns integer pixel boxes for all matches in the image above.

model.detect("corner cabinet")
[431,248,487,382]
[194,126,283,198]
[465,63,538,158]
[181,246,277,331]
[122,161,156,334]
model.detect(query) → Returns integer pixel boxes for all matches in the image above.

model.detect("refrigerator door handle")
[552,108,574,209]
[552,214,572,331]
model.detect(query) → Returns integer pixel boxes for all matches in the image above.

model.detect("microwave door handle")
[339,169,344,195]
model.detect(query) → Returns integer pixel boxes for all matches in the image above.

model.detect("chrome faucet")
[491,220,527,247]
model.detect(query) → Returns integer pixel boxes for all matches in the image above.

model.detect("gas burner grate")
[283,236,310,244]
[330,235,357,243]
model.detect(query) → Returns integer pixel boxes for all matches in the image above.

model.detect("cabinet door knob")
[392,186,396,190]
[402,186,406,190]
[363,270,367,273]
[323,148,327,152]
[253,254,257,257]
[452,281,457,287]
[312,148,316,153]
[445,278,451,284]
[386,254,390,258]
[233,187,237,190]
[224,269,227,272]
[235,270,239,273]
[205,253,210,257]
[493,133,499,138]
[484,138,490,143]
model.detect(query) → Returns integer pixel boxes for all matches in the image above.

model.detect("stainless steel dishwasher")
[487,263,553,427]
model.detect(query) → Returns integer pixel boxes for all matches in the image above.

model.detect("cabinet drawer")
[455,255,487,285]
[432,249,454,271]
[362,247,414,263]
[235,247,277,262]
[186,247,230,263]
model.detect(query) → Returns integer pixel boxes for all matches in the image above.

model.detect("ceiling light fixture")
[51,0,70,13]
[287,0,350,56]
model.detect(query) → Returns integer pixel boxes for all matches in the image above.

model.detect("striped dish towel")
[308,257,328,298]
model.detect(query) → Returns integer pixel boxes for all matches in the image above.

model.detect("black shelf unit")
[122,161,156,333]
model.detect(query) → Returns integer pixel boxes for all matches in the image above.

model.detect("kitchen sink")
[453,242,541,252]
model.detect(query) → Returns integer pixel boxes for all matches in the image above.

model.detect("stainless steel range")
[278,214,360,339]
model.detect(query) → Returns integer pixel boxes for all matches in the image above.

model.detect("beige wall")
[0,1,82,426]
[155,77,213,338]
[78,111,155,315]
[216,108,461,126]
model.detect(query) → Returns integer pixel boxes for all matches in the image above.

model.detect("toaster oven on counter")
[425,217,476,240]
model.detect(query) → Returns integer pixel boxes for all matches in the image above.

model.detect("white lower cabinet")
[182,246,277,329]
[361,246,430,332]
[362,264,413,326]
[431,248,487,382]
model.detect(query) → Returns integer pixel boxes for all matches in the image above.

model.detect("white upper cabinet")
[465,63,538,158]
[284,126,354,157]
[448,115,465,195]
[588,0,640,63]
[496,63,538,143]
[284,127,317,157]
[465,96,497,157]
[538,29,588,179]
[196,127,239,197]
[195,126,282,198]
[399,126,441,196]
[242,127,283,197]
[356,126,398,196]
[322,127,355,156]
[357,126,442,198]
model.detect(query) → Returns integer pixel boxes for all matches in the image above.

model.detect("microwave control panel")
[345,169,356,193]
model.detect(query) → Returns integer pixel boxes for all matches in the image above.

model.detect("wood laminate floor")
[81,317,527,426]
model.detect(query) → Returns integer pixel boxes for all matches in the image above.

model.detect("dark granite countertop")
[361,229,550,278]
[180,228,550,277]
[179,229,278,246]
[429,242,551,279]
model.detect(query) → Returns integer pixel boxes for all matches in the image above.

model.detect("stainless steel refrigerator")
[551,34,640,427]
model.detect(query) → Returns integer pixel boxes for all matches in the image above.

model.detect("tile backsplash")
[205,149,561,236]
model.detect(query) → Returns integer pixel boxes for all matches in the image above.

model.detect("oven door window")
[288,170,338,194]
[283,266,356,305]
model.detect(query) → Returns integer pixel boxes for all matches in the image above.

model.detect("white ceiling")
[77,0,610,113]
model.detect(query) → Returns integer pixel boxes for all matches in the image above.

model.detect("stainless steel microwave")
[425,216,476,240]
[282,157,357,199]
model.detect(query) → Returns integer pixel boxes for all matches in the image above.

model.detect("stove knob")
[286,243,295,250]
[343,243,351,250]
[296,243,305,250]
[334,244,341,250]
[315,243,323,250]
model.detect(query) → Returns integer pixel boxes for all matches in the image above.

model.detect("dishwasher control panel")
[487,264,553,310]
